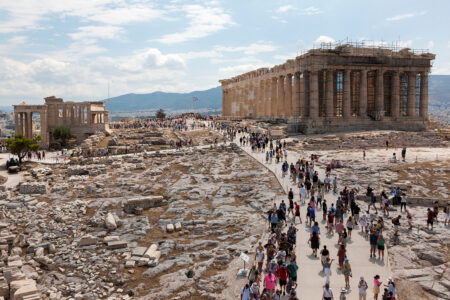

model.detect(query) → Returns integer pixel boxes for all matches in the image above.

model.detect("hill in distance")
[105,86,221,113]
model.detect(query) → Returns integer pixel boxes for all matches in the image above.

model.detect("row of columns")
[14,110,48,145]
[223,69,429,120]
[54,104,88,126]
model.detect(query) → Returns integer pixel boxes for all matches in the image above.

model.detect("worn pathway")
[235,136,391,300]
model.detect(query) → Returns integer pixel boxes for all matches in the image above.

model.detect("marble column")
[300,72,309,117]
[263,80,269,117]
[26,112,32,138]
[343,69,351,118]
[376,69,384,115]
[14,113,19,135]
[326,70,334,117]
[19,113,24,135]
[293,73,301,117]
[285,74,292,118]
[310,71,319,119]
[238,87,244,117]
[256,84,264,117]
[391,72,400,118]
[359,70,368,117]
[419,72,428,119]
[277,75,285,117]
[222,87,226,117]
[40,110,48,147]
[270,77,280,118]
[407,72,416,117]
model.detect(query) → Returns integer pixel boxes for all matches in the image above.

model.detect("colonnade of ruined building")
[14,96,109,148]
[220,44,435,133]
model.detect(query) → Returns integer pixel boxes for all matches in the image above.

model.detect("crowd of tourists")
[218,125,450,300]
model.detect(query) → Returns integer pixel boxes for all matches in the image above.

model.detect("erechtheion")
[13,96,110,148]
[219,43,435,133]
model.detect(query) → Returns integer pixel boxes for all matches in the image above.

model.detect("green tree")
[155,109,166,119]
[52,126,74,147]
[5,134,41,164]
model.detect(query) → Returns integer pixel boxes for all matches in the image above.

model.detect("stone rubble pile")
[0,140,286,299]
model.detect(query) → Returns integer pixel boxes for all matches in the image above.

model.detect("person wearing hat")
[342,258,352,289]
[358,276,368,300]
[339,287,347,300]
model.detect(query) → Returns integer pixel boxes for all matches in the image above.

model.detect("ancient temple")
[13,96,109,148]
[219,43,435,133]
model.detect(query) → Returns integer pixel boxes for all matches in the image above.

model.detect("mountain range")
[105,87,222,114]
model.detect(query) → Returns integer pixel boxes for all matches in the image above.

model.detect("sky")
[0,0,449,105]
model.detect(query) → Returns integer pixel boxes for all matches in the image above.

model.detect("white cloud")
[273,53,297,61]
[315,35,335,44]
[302,6,322,15]
[0,0,165,33]
[177,50,222,60]
[427,41,434,50]
[69,26,123,41]
[386,11,426,21]
[87,5,165,25]
[0,47,190,103]
[275,5,321,16]
[215,42,278,55]
[156,4,234,44]
[277,5,295,13]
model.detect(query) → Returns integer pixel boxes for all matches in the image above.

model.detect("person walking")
[275,263,289,296]
[323,283,334,300]
[324,257,334,285]
[400,193,407,212]
[255,242,265,274]
[337,244,346,269]
[346,217,353,239]
[342,258,352,289]
[240,283,251,300]
[392,215,401,236]
[427,208,434,230]
[309,231,320,257]
[264,270,276,298]
[320,245,329,272]
[287,260,298,285]
[358,276,368,300]
[369,229,378,258]
[377,234,385,260]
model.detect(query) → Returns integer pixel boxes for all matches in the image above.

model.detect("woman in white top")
[255,242,264,273]
[323,283,334,300]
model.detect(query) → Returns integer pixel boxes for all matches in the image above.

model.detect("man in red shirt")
[276,263,289,296]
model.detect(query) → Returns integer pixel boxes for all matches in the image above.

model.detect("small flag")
[192,97,199,102]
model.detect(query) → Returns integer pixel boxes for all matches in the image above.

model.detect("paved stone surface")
[236,134,391,300]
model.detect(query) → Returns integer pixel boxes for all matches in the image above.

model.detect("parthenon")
[219,43,435,133]
[13,96,110,148]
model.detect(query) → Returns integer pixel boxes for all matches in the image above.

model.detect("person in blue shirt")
[270,211,278,233]
[309,206,316,225]
[311,221,320,235]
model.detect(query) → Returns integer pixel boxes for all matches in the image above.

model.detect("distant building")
[220,43,435,133]
[13,96,110,148]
